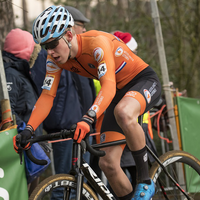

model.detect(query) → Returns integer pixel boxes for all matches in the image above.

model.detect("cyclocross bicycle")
[16,125,200,200]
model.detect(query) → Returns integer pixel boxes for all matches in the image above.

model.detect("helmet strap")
[63,35,72,59]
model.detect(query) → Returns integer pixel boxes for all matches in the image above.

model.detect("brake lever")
[19,151,23,165]
[80,140,87,154]
[16,134,23,165]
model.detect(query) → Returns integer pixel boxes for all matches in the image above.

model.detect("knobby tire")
[29,174,98,200]
[150,150,200,200]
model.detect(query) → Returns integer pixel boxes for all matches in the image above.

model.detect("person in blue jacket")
[1,28,44,195]
[30,6,96,200]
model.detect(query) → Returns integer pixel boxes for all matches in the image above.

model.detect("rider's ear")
[66,31,73,42]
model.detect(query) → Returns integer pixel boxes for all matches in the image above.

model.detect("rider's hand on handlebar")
[13,125,34,153]
[73,110,96,143]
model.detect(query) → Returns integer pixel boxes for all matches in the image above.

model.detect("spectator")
[65,6,89,34]
[30,6,95,200]
[113,31,138,54]
[1,28,43,194]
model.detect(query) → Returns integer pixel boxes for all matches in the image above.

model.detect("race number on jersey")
[98,62,107,79]
[42,75,55,90]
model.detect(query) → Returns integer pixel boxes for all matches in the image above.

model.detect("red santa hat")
[114,31,138,51]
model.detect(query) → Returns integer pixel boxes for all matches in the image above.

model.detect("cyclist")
[13,5,161,200]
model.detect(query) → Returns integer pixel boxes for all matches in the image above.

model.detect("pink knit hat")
[3,28,35,61]
[114,31,138,51]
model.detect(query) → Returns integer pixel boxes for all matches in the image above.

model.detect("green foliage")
[158,0,200,97]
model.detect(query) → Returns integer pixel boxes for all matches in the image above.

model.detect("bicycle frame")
[23,129,193,200]
[70,141,116,200]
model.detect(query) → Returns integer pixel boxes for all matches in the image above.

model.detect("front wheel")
[29,174,98,200]
[150,150,200,200]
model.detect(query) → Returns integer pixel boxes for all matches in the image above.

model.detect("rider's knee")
[99,157,117,174]
[114,104,127,124]
[114,104,137,128]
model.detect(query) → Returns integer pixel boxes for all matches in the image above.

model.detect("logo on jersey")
[71,66,80,73]
[46,59,60,73]
[115,61,126,74]
[88,63,95,68]
[149,82,157,97]
[143,89,151,103]
[42,74,55,90]
[91,105,99,113]
[124,91,138,98]
[93,47,104,63]
[115,47,123,57]
[100,133,106,143]
[98,62,107,79]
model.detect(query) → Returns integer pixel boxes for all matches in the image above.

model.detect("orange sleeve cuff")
[124,91,146,115]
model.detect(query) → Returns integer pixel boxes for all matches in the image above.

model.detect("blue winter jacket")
[1,51,43,136]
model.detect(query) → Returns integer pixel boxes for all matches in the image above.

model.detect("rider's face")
[45,36,70,64]
[41,37,61,50]
[41,31,67,50]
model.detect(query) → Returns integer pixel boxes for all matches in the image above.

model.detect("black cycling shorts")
[101,66,161,136]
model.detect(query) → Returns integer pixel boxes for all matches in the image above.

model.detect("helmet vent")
[41,19,46,26]
[36,20,40,27]
[41,27,49,37]
[51,26,57,34]
[33,31,37,39]
[56,15,61,21]
[40,12,45,18]
[59,24,64,32]
[49,16,54,23]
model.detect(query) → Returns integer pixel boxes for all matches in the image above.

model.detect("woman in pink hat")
[2,28,43,194]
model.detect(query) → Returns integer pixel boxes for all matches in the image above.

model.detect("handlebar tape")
[26,148,48,165]
[85,134,106,157]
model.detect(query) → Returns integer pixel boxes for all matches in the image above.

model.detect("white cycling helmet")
[32,5,74,44]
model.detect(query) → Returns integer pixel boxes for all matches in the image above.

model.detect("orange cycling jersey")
[28,30,148,131]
